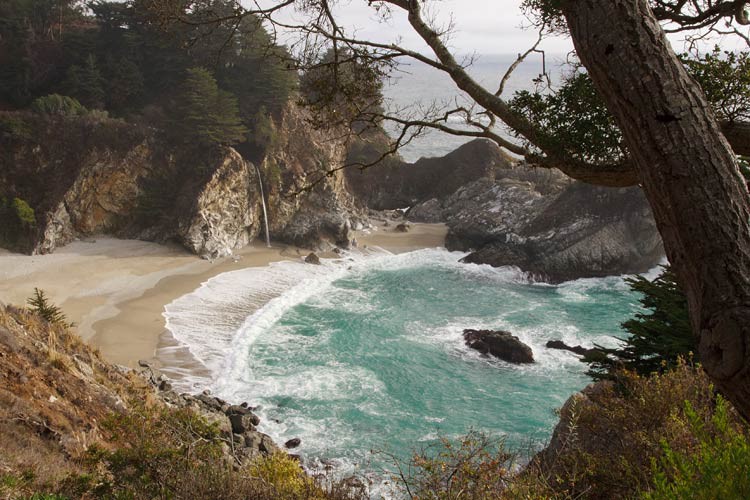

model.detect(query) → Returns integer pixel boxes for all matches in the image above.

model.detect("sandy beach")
[0,222,446,367]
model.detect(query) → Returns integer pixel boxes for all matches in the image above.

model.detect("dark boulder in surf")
[304,252,321,265]
[463,329,534,364]
[285,438,302,449]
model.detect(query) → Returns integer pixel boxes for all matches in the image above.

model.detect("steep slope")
[0,304,288,498]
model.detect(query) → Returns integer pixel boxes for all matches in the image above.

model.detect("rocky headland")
[2,106,663,281]
[347,136,664,282]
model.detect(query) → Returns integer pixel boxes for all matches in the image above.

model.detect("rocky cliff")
[259,101,366,249]
[0,104,365,258]
[434,174,664,282]
[345,137,514,209]
[345,134,663,281]
[0,113,160,254]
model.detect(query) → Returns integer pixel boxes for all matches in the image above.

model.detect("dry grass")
[0,305,152,496]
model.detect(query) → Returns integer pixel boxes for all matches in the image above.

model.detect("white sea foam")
[161,246,643,498]
[163,247,480,393]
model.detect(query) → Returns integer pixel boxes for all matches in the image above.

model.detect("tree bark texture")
[562,0,750,419]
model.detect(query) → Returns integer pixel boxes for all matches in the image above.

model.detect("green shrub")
[644,396,750,500]
[12,197,36,227]
[524,361,743,499]
[59,400,366,500]
[30,95,87,116]
[0,114,33,139]
[0,196,36,251]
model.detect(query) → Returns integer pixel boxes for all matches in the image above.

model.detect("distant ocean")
[381,53,564,161]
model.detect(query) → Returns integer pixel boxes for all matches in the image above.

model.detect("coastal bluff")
[0,102,365,259]
[0,304,286,492]
[2,107,663,280]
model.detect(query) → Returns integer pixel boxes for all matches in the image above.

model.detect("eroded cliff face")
[0,103,365,258]
[0,113,160,254]
[173,148,263,259]
[259,101,365,249]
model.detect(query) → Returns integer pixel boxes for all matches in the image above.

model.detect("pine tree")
[63,54,106,109]
[27,288,71,327]
[172,67,247,147]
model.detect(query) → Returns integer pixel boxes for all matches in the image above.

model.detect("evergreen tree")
[171,67,247,147]
[27,288,71,327]
[63,54,106,109]
[106,56,145,112]
[584,266,693,380]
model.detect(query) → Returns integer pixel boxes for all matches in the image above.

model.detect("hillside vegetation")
[0,302,369,500]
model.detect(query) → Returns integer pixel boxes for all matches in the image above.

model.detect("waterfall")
[253,163,271,247]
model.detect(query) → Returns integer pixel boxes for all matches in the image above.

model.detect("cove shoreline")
[0,221,447,369]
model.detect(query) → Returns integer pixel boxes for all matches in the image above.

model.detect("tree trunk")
[562,0,750,419]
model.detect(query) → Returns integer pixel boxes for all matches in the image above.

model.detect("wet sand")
[0,222,447,367]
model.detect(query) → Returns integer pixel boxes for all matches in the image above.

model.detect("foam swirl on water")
[162,248,649,496]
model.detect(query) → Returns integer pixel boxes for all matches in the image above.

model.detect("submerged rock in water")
[546,340,597,357]
[463,329,534,364]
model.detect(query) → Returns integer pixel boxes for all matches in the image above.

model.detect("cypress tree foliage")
[171,67,248,147]
[62,54,106,109]
[30,94,87,115]
[584,266,693,380]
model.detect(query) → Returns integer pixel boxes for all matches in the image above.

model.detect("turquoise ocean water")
[163,248,647,493]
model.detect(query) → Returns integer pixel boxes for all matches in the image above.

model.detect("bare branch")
[497,25,547,97]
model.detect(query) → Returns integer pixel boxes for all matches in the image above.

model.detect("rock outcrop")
[345,133,663,281]
[0,113,161,254]
[408,165,663,282]
[546,340,601,357]
[463,329,535,364]
[345,137,515,209]
[0,104,366,257]
[260,101,366,250]
[174,149,263,259]
[154,384,280,463]
[451,179,663,282]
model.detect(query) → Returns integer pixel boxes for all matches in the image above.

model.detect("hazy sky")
[256,0,574,55]
[325,0,572,54]
[254,0,745,56]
